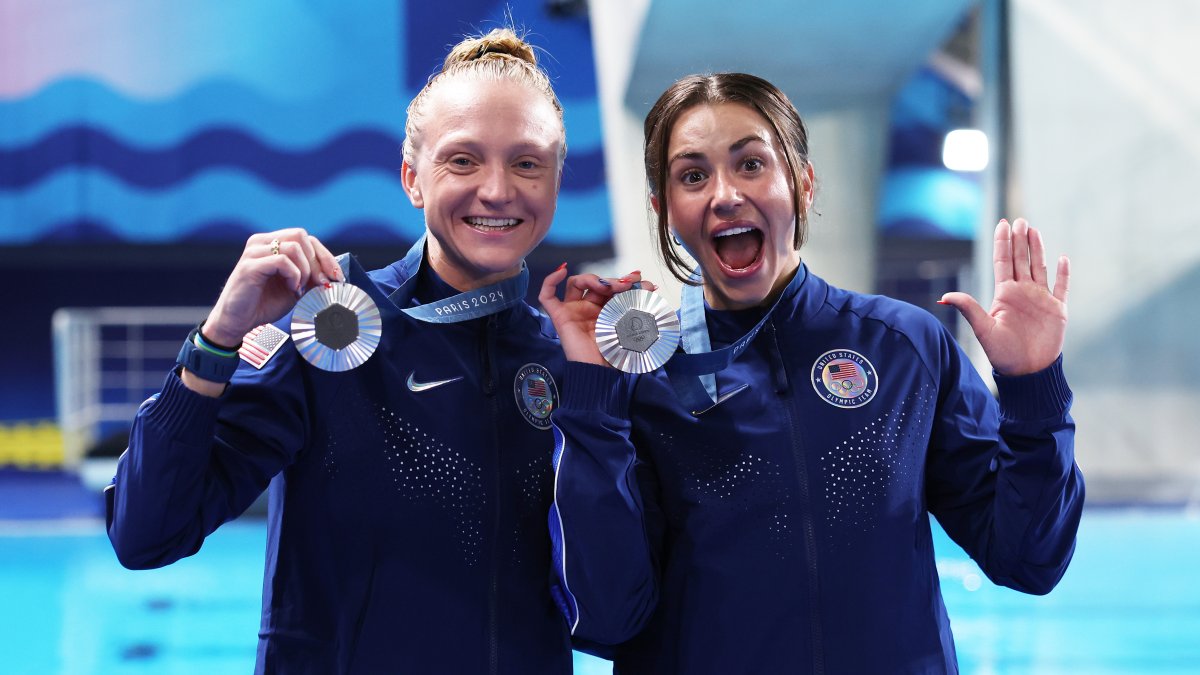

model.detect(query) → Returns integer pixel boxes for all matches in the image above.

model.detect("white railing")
[52,307,209,467]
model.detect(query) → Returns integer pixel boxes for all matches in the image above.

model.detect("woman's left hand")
[938,218,1070,376]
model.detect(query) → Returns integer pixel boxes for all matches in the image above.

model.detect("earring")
[671,233,683,246]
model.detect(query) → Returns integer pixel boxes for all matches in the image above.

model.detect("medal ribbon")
[340,234,528,324]
[663,264,806,411]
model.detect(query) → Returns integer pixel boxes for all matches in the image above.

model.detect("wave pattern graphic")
[0,126,606,192]
[2,73,611,245]
[2,127,400,191]
[0,170,612,245]
[0,78,606,149]
[32,218,413,244]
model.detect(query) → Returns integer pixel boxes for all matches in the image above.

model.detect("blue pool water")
[1,510,1197,674]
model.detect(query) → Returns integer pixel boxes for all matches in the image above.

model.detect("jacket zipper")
[767,320,825,674]
[482,315,501,675]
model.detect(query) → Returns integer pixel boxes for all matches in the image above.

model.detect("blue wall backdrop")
[878,65,982,240]
[873,62,983,333]
[0,0,611,425]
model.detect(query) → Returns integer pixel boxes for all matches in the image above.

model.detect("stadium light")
[942,129,989,172]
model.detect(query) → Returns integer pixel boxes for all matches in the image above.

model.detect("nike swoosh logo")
[406,372,464,393]
[691,383,750,416]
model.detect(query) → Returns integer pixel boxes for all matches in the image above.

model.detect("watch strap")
[177,326,240,383]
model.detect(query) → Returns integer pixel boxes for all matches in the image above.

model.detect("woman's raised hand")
[539,266,654,366]
[938,218,1070,376]
[202,229,344,348]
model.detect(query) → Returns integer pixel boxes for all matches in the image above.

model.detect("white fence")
[52,307,209,467]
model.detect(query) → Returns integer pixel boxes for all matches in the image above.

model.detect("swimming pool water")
[1,510,1197,674]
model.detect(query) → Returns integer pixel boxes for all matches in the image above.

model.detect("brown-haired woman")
[541,72,1083,673]
[107,29,642,674]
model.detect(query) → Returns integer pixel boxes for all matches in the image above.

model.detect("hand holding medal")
[202,229,345,346]
[539,265,678,373]
[179,228,348,393]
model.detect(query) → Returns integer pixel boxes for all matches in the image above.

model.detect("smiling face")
[658,102,813,310]
[402,77,563,291]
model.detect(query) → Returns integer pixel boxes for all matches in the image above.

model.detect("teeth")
[466,217,520,228]
[714,226,755,238]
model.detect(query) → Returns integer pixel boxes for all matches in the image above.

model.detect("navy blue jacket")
[549,264,1084,674]
[107,254,571,674]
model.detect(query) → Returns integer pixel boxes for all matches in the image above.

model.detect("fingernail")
[556,262,568,272]
[630,270,641,276]
[323,282,332,289]
[598,279,611,287]
[936,300,949,305]
[618,276,631,283]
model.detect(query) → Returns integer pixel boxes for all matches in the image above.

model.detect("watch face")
[595,289,680,373]
[290,282,381,372]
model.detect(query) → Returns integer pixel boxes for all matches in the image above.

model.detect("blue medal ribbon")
[663,264,807,412]
[338,234,528,324]
[398,268,527,323]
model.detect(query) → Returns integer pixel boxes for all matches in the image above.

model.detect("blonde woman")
[107,29,638,673]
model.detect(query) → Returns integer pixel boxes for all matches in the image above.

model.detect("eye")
[516,159,538,170]
[680,169,706,185]
[451,156,472,167]
[741,157,764,172]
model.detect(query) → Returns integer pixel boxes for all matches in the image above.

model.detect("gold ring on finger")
[270,238,281,255]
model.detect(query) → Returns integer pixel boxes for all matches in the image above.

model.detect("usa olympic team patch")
[811,349,877,408]
[514,363,558,430]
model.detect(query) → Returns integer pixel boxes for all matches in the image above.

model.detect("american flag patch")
[239,323,290,369]
[828,362,859,380]
[527,378,548,398]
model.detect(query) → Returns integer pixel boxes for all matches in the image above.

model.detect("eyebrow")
[435,137,558,157]
[669,134,768,166]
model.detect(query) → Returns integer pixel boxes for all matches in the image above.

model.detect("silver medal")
[595,288,680,373]
[291,282,382,372]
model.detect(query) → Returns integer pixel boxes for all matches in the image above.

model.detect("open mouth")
[712,225,764,272]
[464,216,522,232]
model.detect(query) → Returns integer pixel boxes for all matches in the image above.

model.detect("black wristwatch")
[176,326,240,383]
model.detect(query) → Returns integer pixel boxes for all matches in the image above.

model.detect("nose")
[711,171,743,216]
[478,163,515,206]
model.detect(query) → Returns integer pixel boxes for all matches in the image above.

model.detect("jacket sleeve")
[105,349,307,570]
[926,329,1085,596]
[548,361,663,647]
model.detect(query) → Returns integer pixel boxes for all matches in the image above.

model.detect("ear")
[401,160,424,209]
[800,162,815,212]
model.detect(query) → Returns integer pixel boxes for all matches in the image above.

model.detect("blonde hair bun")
[402,26,564,166]
[444,28,537,69]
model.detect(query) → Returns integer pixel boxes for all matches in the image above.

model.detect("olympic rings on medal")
[269,238,281,255]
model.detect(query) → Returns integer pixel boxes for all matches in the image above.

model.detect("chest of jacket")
[631,315,940,545]
[284,314,564,567]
